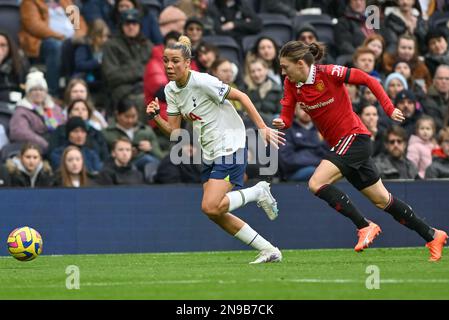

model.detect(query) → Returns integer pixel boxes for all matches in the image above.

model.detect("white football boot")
[249,247,282,264]
[255,181,279,220]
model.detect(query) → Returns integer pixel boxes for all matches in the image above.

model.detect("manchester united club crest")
[315,80,325,92]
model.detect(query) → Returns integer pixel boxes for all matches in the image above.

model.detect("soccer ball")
[7,227,43,261]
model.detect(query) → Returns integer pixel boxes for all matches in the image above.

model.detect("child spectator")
[96,137,144,185]
[10,70,64,153]
[2,143,53,187]
[407,115,437,179]
[52,145,92,187]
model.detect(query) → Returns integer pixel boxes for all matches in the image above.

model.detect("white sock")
[234,224,274,251]
[226,185,263,212]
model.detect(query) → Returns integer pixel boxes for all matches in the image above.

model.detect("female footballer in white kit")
[146,36,285,263]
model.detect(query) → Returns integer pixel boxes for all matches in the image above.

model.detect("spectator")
[382,0,428,55]
[50,116,103,173]
[0,31,27,104]
[102,9,153,119]
[63,78,108,130]
[352,47,381,81]
[158,5,187,36]
[48,99,109,161]
[358,104,386,157]
[19,0,88,97]
[384,72,408,102]
[102,99,164,172]
[297,24,336,63]
[425,29,449,77]
[425,127,449,179]
[406,115,437,178]
[245,57,283,126]
[210,58,242,111]
[334,0,375,57]
[195,42,220,73]
[207,0,262,43]
[154,143,201,184]
[374,125,419,180]
[395,89,423,138]
[383,34,433,90]
[427,65,449,127]
[2,142,53,187]
[144,31,182,131]
[246,36,281,86]
[10,70,64,153]
[109,0,163,44]
[362,34,386,75]
[184,17,205,55]
[359,87,394,131]
[73,19,110,98]
[52,145,93,187]
[96,137,144,185]
[279,105,328,181]
[393,60,427,99]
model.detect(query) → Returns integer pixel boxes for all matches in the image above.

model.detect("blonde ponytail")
[166,35,192,60]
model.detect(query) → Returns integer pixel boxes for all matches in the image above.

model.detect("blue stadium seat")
[312,21,335,46]
[246,0,260,13]
[428,12,449,30]
[258,13,293,46]
[293,13,333,33]
[0,3,20,45]
[202,35,242,66]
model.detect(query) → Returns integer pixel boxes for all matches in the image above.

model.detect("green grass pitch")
[1,247,448,299]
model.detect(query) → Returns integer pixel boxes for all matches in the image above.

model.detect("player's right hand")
[146,97,160,118]
[272,118,286,130]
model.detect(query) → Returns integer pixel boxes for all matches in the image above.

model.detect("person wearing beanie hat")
[394,89,422,137]
[384,72,408,101]
[9,70,64,153]
[296,23,318,44]
[425,28,449,77]
[50,116,102,173]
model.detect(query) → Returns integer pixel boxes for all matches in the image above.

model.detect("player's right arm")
[146,97,182,136]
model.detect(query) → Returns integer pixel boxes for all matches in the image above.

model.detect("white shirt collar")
[296,64,316,88]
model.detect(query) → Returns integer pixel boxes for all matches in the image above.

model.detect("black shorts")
[324,134,380,190]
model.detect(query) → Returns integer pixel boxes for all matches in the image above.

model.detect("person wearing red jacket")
[272,41,448,261]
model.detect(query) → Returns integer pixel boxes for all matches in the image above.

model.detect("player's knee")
[371,193,390,209]
[201,202,222,218]
[308,177,323,194]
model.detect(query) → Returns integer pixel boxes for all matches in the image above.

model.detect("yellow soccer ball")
[7,227,43,261]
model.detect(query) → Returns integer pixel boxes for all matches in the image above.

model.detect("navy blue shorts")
[201,148,247,189]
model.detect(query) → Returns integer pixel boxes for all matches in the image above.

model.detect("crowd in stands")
[0,0,449,189]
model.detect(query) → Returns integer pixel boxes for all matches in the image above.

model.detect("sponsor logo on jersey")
[298,97,335,111]
[331,65,345,78]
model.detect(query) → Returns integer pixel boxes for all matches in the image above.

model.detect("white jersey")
[165,71,246,160]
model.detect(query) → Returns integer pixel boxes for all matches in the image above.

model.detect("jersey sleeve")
[200,73,230,105]
[347,68,395,117]
[323,64,351,84]
[279,78,297,129]
[165,86,180,116]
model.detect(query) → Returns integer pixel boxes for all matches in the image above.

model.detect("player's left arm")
[227,87,286,148]
[345,68,405,122]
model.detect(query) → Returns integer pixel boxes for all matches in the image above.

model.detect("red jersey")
[280,64,395,148]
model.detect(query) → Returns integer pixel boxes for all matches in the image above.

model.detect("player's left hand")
[391,108,405,123]
[259,127,286,149]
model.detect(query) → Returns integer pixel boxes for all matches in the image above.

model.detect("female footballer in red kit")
[272,41,447,261]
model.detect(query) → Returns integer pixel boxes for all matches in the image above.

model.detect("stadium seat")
[60,39,77,86]
[162,0,177,8]
[0,102,13,138]
[0,3,20,45]
[313,21,335,46]
[202,35,242,66]
[258,13,293,45]
[428,11,449,30]
[0,142,23,162]
[293,13,334,33]
[141,0,162,17]
[246,0,260,13]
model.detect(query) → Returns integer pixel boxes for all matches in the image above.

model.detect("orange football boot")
[425,229,448,262]
[354,221,382,252]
